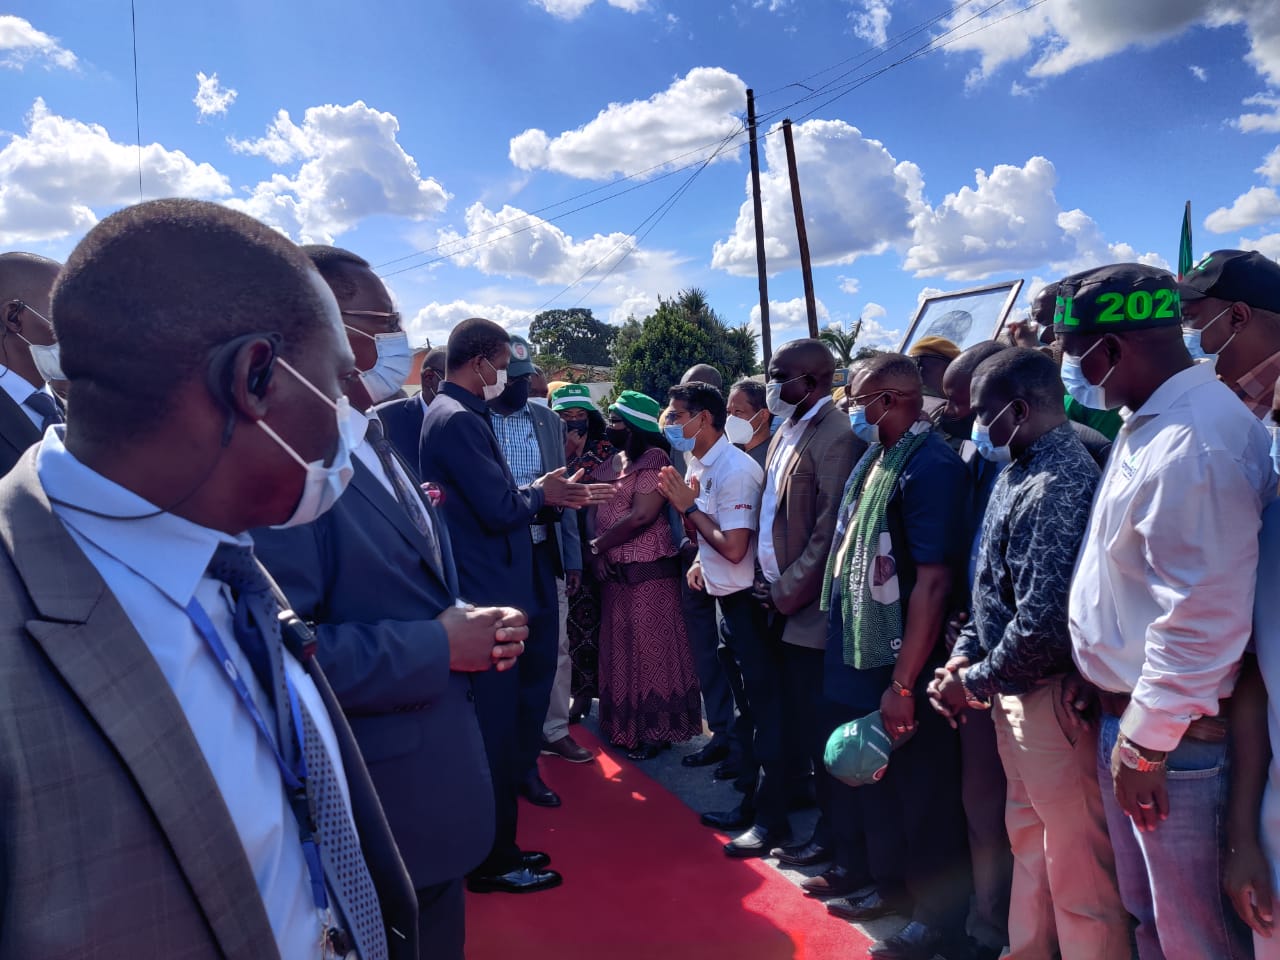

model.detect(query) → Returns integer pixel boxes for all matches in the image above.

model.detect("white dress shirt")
[686,434,764,596]
[1069,362,1275,752]
[758,396,830,583]
[37,428,355,959]
[0,364,46,430]
[354,411,441,544]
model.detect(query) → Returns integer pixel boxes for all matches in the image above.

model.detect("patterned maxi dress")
[594,447,702,749]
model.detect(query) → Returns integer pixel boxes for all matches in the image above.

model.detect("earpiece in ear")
[204,332,283,446]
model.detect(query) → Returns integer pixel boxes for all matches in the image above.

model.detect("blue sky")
[3,1,1280,354]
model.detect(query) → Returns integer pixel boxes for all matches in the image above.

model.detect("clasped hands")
[440,604,529,673]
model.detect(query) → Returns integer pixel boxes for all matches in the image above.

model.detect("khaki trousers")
[993,679,1131,960]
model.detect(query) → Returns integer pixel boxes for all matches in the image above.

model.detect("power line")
[129,0,143,202]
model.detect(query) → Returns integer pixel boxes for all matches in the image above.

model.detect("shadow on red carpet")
[465,727,873,960]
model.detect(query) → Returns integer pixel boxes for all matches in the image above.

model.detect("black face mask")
[939,411,976,441]
[566,421,588,436]
[497,378,530,410]
[605,427,629,448]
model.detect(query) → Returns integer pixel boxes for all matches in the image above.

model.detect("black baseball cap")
[1053,263,1182,334]
[1178,250,1280,313]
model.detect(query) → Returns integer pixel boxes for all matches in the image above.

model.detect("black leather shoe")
[700,804,754,831]
[682,739,731,767]
[725,824,791,858]
[867,920,948,960]
[771,840,832,867]
[519,773,561,808]
[801,865,861,898]
[827,889,910,923]
[712,759,743,780]
[466,866,563,895]
[519,850,551,870]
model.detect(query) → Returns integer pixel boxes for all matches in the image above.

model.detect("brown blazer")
[765,400,864,649]
[0,451,417,960]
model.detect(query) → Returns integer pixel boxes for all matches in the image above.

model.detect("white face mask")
[256,358,363,529]
[766,376,809,419]
[346,326,412,404]
[9,302,65,382]
[528,397,550,408]
[724,414,755,446]
[482,358,508,402]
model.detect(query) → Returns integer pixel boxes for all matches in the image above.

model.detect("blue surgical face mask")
[849,398,889,444]
[1270,423,1280,478]
[1061,338,1117,411]
[971,400,1018,464]
[664,417,702,453]
[1182,304,1234,363]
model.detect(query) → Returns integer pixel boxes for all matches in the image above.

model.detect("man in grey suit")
[0,252,63,476]
[0,199,425,959]
[254,250,518,958]
[487,335,586,808]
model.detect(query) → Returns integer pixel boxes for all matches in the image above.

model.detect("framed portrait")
[898,279,1025,354]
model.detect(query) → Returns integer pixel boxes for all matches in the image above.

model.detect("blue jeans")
[1097,714,1250,960]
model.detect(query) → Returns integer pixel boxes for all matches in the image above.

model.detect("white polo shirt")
[686,434,764,597]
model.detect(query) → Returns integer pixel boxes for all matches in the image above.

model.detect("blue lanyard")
[186,599,329,914]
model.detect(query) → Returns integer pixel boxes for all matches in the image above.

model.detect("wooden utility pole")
[747,89,772,368]
[781,118,818,338]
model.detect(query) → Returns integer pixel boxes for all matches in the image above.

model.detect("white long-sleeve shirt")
[1069,361,1275,752]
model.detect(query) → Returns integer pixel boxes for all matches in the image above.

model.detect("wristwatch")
[589,541,600,556]
[683,503,700,517]
[1116,734,1168,773]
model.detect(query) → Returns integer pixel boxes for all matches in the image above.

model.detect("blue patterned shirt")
[954,422,1100,699]
[489,405,547,544]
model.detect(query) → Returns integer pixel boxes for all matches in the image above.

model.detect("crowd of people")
[3,197,1280,960]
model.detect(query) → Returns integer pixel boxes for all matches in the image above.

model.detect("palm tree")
[819,318,864,366]
[724,324,760,377]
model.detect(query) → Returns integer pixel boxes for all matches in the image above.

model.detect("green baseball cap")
[609,390,662,434]
[823,710,914,787]
[551,383,597,412]
[1053,263,1182,335]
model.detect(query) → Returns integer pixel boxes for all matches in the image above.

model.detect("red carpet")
[466,727,874,960]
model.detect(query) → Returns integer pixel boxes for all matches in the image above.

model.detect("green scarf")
[821,424,932,669]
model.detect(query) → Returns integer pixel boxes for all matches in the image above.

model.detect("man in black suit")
[420,316,612,894]
[253,252,527,957]
[0,252,63,476]
[377,347,445,470]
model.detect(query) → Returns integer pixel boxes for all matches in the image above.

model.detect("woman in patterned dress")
[589,390,701,761]
[549,384,614,721]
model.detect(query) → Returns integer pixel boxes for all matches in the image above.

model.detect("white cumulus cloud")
[850,0,893,45]
[436,200,682,287]
[509,67,746,180]
[1205,186,1280,233]
[905,156,1164,281]
[409,299,534,346]
[228,101,450,244]
[712,118,924,277]
[1236,93,1280,133]
[0,98,231,246]
[1260,146,1280,184]
[194,71,238,119]
[531,0,648,20]
[942,1,1280,95]
[1237,232,1280,260]
[1190,64,1209,81]
[0,15,77,70]
[749,296,830,334]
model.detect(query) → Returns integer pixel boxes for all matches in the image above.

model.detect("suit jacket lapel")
[0,391,39,461]
[350,458,451,593]
[0,458,276,960]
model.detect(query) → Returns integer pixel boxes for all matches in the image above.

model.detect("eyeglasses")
[850,388,904,406]
[341,309,401,332]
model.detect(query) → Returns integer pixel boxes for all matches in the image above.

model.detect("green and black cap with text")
[1053,263,1182,335]
[1178,250,1280,313]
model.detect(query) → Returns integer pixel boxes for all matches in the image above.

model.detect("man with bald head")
[682,363,724,392]
[821,352,971,959]
[752,339,862,870]
[0,252,63,475]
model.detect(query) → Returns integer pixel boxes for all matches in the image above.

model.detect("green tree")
[819,318,864,366]
[613,302,716,401]
[722,324,760,379]
[610,316,644,366]
[528,308,616,365]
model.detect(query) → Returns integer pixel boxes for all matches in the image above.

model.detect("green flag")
[1178,201,1193,280]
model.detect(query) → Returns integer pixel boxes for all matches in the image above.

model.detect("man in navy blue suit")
[377,346,445,472]
[252,251,530,957]
[419,316,613,895]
